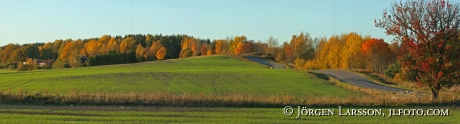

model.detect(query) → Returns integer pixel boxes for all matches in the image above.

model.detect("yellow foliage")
[215,40,224,54]
[231,35,246,54]
[136,43,145,61]
[234,41,244,55]
[206,49,212,56]
[107,38,119,53]
[181,36,192,51]
[59,41,74,60]
[156,47,167,60]
[325,36,343,69]
[86,40,98,57]
[340,32,364,69]
[120,37,136,53]
[304,60,317,70]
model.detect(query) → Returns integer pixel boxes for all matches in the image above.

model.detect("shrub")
[384,61,400,78]
[384,61,417,82]
[294,58,306,69]
[26,58,37,71]
[180,48,192,58]
[8,64,17,70]
[304,60,317,70]
[42,64,52,69]
[52,59,70,69]
[16,62,28,71]
[275,53,284,62]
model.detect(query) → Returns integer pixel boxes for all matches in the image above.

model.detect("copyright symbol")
[283,106,294,116]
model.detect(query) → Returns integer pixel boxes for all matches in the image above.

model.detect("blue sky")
[0,0,397,46]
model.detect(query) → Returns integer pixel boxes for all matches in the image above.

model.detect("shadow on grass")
[307,71,330,81]
[0,71,30,75]
[357,72,398,86]
[0,94,457,108]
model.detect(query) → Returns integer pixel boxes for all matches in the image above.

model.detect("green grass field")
[2,55,458,123]
[0,55,359,97]
[0,106,458,123]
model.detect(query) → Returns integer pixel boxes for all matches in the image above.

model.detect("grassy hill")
[0,55,360,97]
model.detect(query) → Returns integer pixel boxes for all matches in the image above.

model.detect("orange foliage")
[361,38,395,72]
[156,47,167,60]
[241,42,254,54]
[215,40,224,54]
[234,41,244,55]
[59,41,74,60]
[201,45,207,56]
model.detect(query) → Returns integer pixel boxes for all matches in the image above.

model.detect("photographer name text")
[283,106,449,118]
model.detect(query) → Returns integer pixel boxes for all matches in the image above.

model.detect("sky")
[0,0,399,46]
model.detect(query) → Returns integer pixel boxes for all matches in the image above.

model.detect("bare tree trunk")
[431,89,439,100]
[431,82,442,100]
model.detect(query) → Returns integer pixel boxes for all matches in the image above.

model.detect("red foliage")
[375,0,460,98]
[241,42,254,54]
[201,45,207,56]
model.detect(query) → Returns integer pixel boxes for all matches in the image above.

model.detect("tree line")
[0,34,269,70]
[1,0,458,100]
[0,32,403,73]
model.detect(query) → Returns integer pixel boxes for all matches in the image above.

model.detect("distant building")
[37,59,54,67]
[80,56,88,64]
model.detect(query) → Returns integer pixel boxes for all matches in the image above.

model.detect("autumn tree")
[53,39,64,54]
[120,37,136,53]
[312,37,328,69]
[340,32,365,69]
[386,39,418,82]
[59,41,74,60]
[156,47,167,60]
[1,44,20,64]
[180,36,192,58]
[283,42,292,63]
[206,49,213,56]
[98,35,111,45]
[0,47,2,65]
[85,39,98,57]
[16,61,27,71]
[11,48,24,63]
[241,41,255,54]
[292,32,315,61]
[180,48,193,58]
[201,45,208,56]
[267,36,278,56]
[201,44,213,56]
[136,43,145,62]
[214,40,226,54]
[68,39,85,67]
[191,39,201,56]
[26,58,37,70]
[324,36,344,69]
[146,40,162,61]
[234,41,244,55]
[22,44,40,59]
[107,38,120,53]
[253,41,268,55]
[230,36,246,55]
[181,36,192,51]
[361,38,395,72]
[40,42,56,59]
[375,0,460,99]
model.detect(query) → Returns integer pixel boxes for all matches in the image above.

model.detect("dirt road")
[311,70,403,92]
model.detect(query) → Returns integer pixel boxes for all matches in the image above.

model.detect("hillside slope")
[0,56,360,97]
